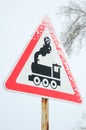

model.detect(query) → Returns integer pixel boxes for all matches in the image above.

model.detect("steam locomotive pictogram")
[28,37,61,89]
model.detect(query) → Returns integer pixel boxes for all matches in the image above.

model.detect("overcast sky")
[0,0,86,130]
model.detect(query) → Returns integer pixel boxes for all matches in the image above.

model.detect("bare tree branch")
[57,0,86,55]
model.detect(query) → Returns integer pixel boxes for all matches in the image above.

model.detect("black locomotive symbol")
[28,37,61,89]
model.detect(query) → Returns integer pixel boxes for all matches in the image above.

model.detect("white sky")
[0,0,86,130]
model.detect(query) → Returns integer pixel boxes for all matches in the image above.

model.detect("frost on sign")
[5,17,82,103]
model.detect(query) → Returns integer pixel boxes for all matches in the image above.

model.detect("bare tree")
[56,1,86,130]
[57,0,86,55]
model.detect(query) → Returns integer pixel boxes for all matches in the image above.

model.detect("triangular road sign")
[5,17,82,103]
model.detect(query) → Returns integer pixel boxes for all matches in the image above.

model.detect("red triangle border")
[5,17,82,103]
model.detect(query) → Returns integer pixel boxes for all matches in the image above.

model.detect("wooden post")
[41,98,49,130]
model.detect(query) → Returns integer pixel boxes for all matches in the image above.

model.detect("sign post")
[5,17,82,130]
[41,98,49,130]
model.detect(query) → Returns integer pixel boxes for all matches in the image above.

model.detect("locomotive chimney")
[34,37,52,64]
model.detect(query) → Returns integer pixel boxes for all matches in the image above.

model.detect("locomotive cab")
[52,64,61,79]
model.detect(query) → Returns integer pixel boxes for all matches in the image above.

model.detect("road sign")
[5,17,82,103]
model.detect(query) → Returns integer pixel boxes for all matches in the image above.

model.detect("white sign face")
[16,28,74,94]
[5,17,82,103]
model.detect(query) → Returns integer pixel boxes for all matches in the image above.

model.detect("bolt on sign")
[5,17,82,103]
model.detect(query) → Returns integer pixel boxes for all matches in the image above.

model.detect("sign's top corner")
[42,15,52,24]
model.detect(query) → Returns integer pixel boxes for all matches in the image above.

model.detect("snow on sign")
[5,17,82,103]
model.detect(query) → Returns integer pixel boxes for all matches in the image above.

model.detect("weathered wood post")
[41,98,49,130]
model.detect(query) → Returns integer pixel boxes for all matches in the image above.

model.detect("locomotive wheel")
[33,76,41,85]
[42,78,49,87]
[50,80,57,89]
